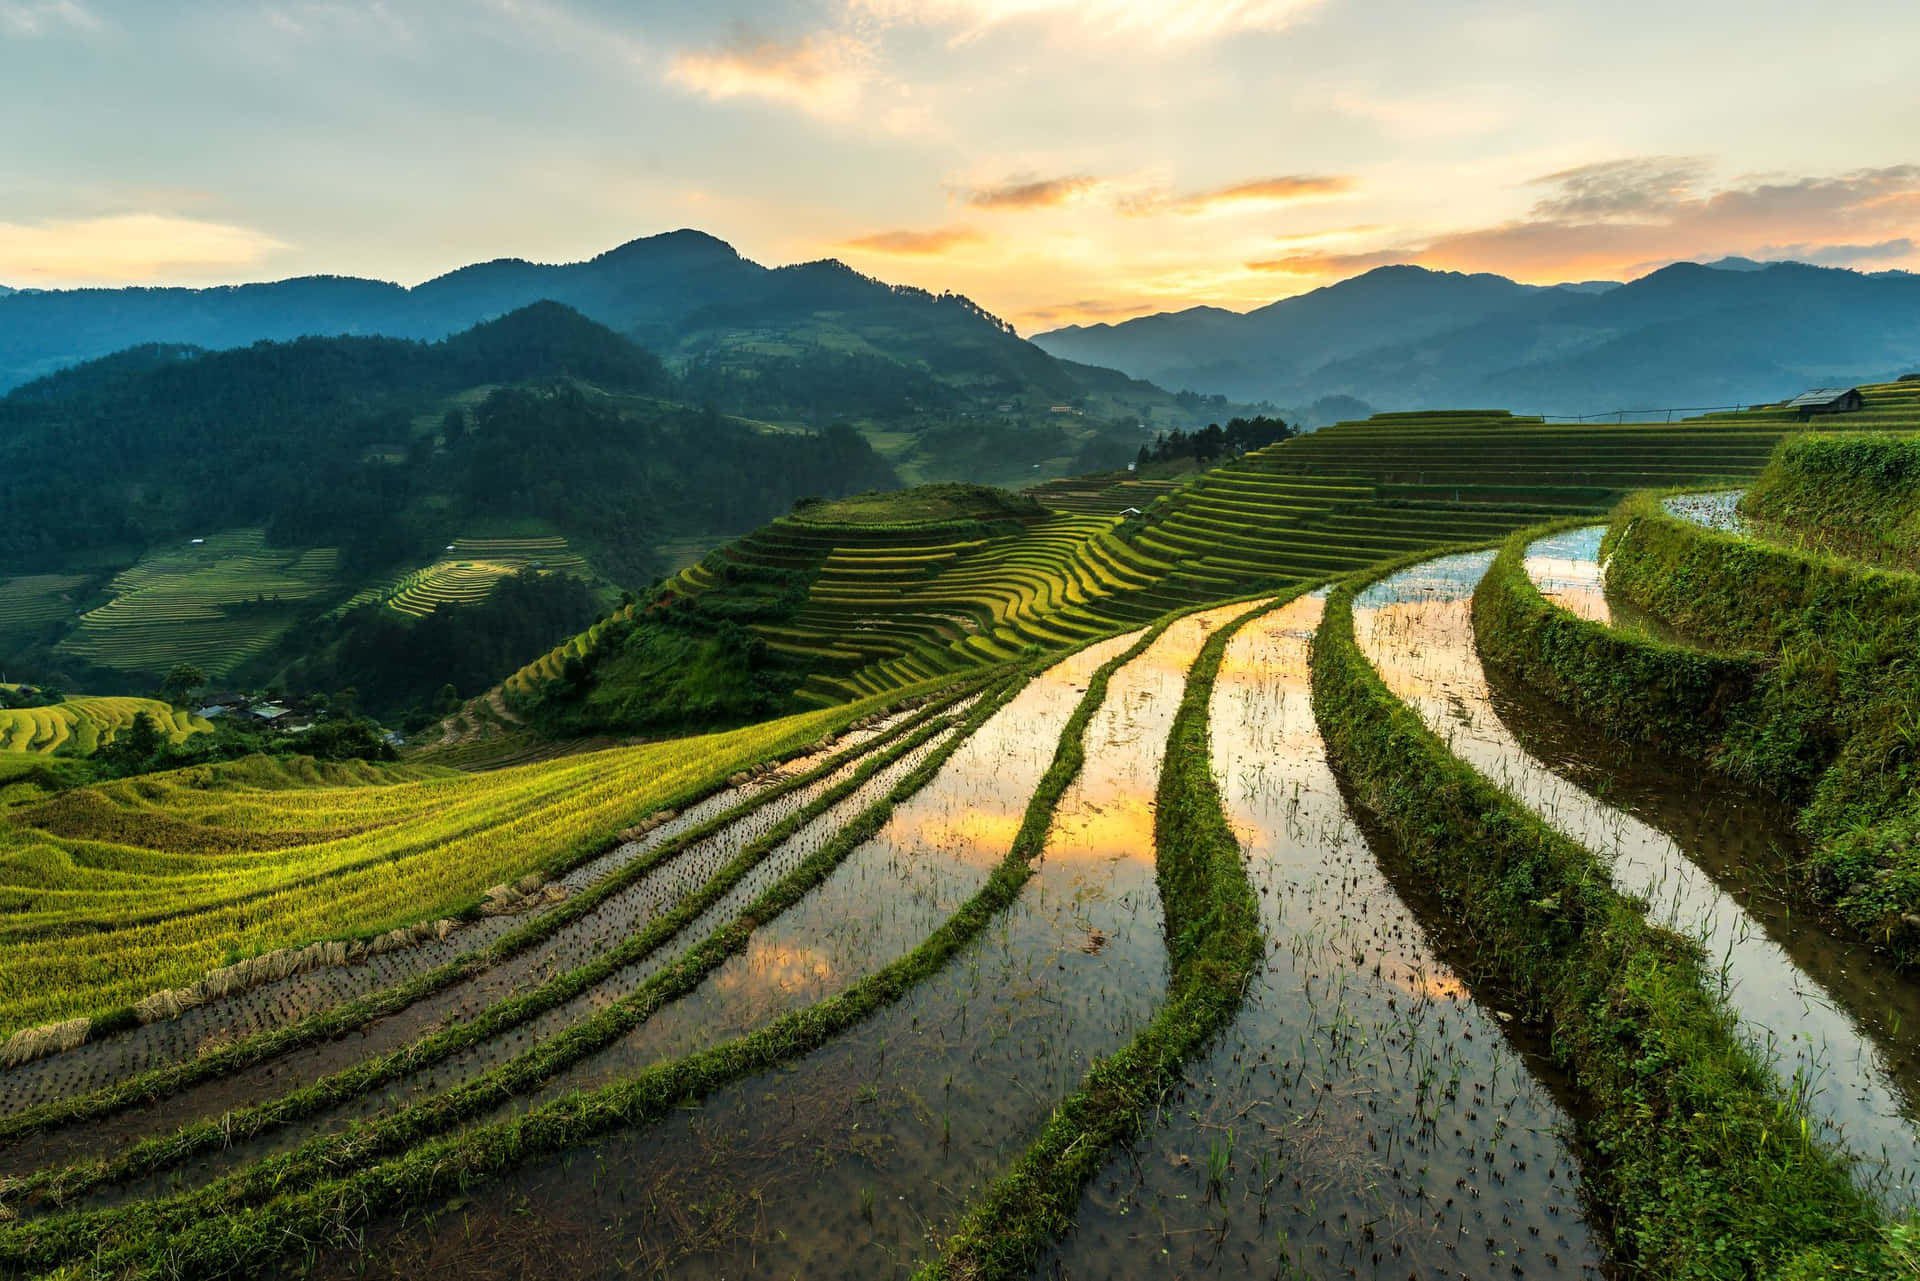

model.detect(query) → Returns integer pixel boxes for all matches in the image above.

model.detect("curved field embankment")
[1316,550,1899,1277]
[1604,488,1920,963]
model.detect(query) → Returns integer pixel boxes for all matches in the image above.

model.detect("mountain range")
[0,231,1183,421]
[1033,260,1920,416]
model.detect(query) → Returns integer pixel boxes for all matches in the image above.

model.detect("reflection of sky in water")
[1045,593,1603,1280]
[1355,553,1920,1209]
[354,609,1302,1279]
[1041,601,1261,868]
[1524,524,1612,624]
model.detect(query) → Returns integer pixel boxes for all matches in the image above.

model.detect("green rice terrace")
[10,381,1920,1279]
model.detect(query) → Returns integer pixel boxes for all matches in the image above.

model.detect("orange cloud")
[666,28,869,119]
[1244,163,1920,285]
[0,213,287,284]
[964,175,1097,210]
[1245,249,1409,274]
[1127,173,1355,216]
[840,227,984,255]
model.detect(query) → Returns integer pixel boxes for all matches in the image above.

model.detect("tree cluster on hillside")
[1135,415,1297,467]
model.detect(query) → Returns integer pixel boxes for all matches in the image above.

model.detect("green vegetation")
[0,691,982,1254]
[1741,426,1920,573]
[1473,523,1759,754]
[0,303,901,717]
[0,610,1170,1279]
[52,529,341,678]
[1312,555,1894,1279]
[0,695,884,1034]
[1605,486,1920,963]
[15,381,1920,1278]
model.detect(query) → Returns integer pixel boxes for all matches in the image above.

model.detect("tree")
[101,711,165,772]
[160,663,207,708]
[434,683,461,716]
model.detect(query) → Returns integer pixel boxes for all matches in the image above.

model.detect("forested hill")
[0,301,898,581]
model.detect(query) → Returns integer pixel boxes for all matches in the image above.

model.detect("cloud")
[1527,155,1711,220]
[667,26,871,120]
[1254,163,1920,285]
[0,0,100,35]
[963,175,1097,210]
[840,227,983,255]
[1758,238,1915,267]
[851,0,1322,43]
[1245,249,1409,275]
[1126,174,1355,216]
[0,214,288,285]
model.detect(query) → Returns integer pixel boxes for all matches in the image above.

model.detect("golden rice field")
[0,695,855,1034]
[341,535,589,620]
[0,698,208,756]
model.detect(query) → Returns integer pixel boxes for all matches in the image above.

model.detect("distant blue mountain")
[1033,260,1920,415]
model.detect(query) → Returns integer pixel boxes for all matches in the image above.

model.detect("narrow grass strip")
[1311,554,1895,1279]
[1473,520,1759,755]
[2,692,982,1217]
[0,683,1010,1268]
[54,615,1180,1280]
[0,683,974,1146]
[920,593,1287,1280]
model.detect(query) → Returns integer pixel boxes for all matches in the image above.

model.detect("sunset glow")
[1,1,1913,331]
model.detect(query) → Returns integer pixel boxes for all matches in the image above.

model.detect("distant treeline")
[1136,415,1297,466]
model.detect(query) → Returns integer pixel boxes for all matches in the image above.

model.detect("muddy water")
[0,714,909,1123]
[1043,595,1603,1280]
[1355,553,1920,1207]
[296,609,1252,1280]
[0,713,922,1180]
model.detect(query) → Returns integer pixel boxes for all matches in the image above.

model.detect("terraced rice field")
[351,536,590,619]
[0,698,207,755]
[0,575,88,638]
[587,389,1920,720]
[9,390,1920,1278]
[1358,550,1920,1205]
[53,531,340,677]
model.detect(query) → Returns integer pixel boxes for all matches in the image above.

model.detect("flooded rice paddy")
[1355,551,1920,1207]
[0,712,919,1187]
[294,611,1262,1278]
[1044,594,1602,1280]
[42,721,966,1209]
[0,720,906,1123]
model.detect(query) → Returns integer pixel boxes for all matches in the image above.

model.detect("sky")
[1,0,1916,333]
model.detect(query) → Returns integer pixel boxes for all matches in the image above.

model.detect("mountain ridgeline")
[1034,259,1920,415]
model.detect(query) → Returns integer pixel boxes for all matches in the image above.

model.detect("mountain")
[0,304,908,720]
[1033,260,1920,415]
[0,231,1180,416]
[0,231,1238,486]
